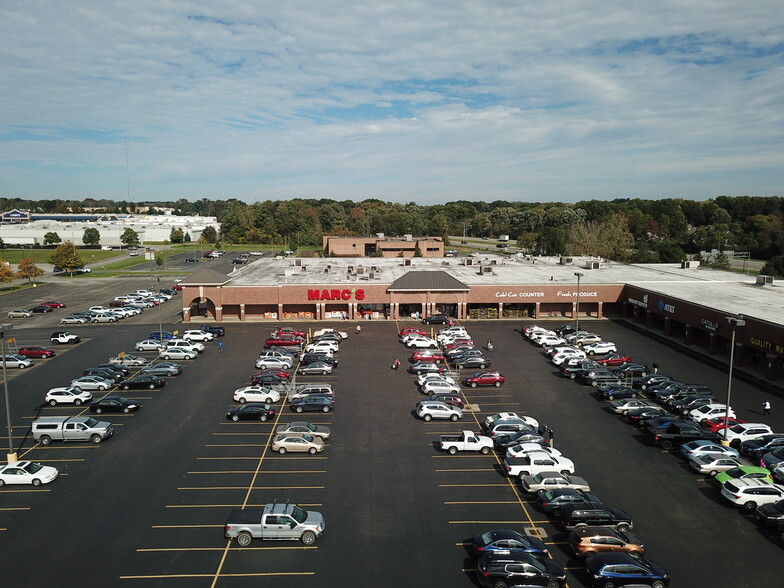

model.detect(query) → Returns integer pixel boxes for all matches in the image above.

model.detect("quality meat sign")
[308,288,365,301]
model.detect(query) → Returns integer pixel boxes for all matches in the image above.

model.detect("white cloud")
[0,0,782,203]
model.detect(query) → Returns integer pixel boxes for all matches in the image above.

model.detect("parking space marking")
[189,470,326,475]
[166,503,322,509]
[449,519,550,524]
[436,468,496,472]
[178,485,325,490]
[445,501,518,504]
[0,488,52,493]
[121,572,315,580]
[0,507,31,511]
[138,546,317,552]
[439,483,509,487]
[211,432,271,436]
[205,444,266,447]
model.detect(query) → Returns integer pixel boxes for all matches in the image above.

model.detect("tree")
[0,262,13,284]
[44,231,62,246]
[169,228,184,244]
[82,227,101,246]
[200,226,217,243]
[761,255,784,278]
[121,228,141,247]
[184,232,191,242]
[16,258,44,284]
[49,242,84,274]
[155,253,164,267]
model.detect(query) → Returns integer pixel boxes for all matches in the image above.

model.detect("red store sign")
[308,288,365,301]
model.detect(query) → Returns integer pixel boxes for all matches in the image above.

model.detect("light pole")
[574,272,584,331]
[722,316,746,446]
[1,324,17,463]
[156,277,163,347]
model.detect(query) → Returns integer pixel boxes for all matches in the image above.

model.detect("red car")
[264,336,302,348]
[442,340,473,350]
[463,370,505,388]
[17,346,57,359]
[700,416,747,433]
[172,284,183,291]
[272,327,305,339]
[410,350,445,364]
[41,301,67,308]
[596,354,632,366]
[251,369,291,380]
[400,327,427,338]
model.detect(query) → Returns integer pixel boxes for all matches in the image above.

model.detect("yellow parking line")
[439,483,508,487]
[177,486,325,490]
[121,572,315,580]
[138,546,316,551]
[152,524,223,528]
[435,468,497,472]
[445,501,519,504]
[188,470,326,475]
[212,432,270,436]
[0,489,51,493]
[431,455,494,459]
[0,507,31,511]
[205,444,266,447]
[451,520,550,524]
[23,446,100,450]
[13,458,85,463]
[166,503,322,509]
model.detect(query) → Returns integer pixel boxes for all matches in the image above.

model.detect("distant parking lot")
[0,275,781,587]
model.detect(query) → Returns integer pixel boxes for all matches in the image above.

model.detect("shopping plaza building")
[180,253,784,382]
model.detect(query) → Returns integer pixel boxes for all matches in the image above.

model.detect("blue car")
[200,325,225,337]
[149,331,175,341]
[586,552,669,587]
[595,385,636,400]
[471,529,548,557]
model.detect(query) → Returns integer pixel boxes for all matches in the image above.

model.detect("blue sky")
[0,1,782,204]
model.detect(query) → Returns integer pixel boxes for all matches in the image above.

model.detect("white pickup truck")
[440,431,493,455]
[504,452,575,479]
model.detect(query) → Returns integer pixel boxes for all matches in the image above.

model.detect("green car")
[714,465,772,486]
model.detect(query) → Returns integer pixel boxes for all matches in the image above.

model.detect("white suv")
[720,423,774,447]
[721,478,784,510]
[183,330,214,342]
[165,339,205,353]
[416,401,462,422]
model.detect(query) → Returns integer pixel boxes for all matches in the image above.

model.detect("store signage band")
[308,288,365,301]
[494,290,599,298]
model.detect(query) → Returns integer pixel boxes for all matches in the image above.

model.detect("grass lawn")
[0,248,121,265]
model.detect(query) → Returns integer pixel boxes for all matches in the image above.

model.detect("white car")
[133,290,154,297]
[165,339,205,352]
[506,443,563,459]
[609,399,656,414]
[552,351,587,365]
[233,385,282,404]
[0,355,33,369]
[313,328,348,339]
[689,404,735,421]
[255,356,294,370]
[120,306,142,315]
[44,386,93,406]
[421,380,461,395]
[129,299,154,308]
[109,308,135,318]
[161,348,198,360]
[305,340,339,354]
[416,373,457,387]
[71,376,114,391]
[183,330,214,342]
[0,461,59,486]
[688,455,743,476]
[89,306,112,313]
[573,333,603,346]
[109,353,148,366]
[529,331,557,343]
[721,423,774,446]
[537,335,567,347]
[417,401,462,422]
[249,251,264,256]
[721,478,784,510]
[406,337,439,349]
[582,341,618,356]
[485,412,538,430]
[136,339,164,352]
[61,315,88,324]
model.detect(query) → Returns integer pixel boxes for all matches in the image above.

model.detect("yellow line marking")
[444,501,519,504]
[438,483,509,487]
[166,503,322,509]
[23,446,100,450]
[450,520,551,524]
[178,486,325,490]
[138,546,317,552]
[188,470,326,475]
[0,507,31,511]
[435,468,497,472]
[0,489,51,493]
[151,524,224,529]
[122,572,315,580]
[205,444,266,447]
[211,432,270,436]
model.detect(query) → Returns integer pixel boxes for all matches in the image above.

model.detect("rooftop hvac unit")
[464,258,475,266]
[356,266,366,275]
[369,272,375,279]
[586,261,600,270]
[371,266,378,272]
[295,259,302,266]
[560,256,573,265]
[347,265,354,273]
[300,265,307,272]
[404,234,413,241]
[481,266,493,274]
[490,260,497,265]
[376,233,385,239]
[403,259,412,266]
[681,260,700,269]
[756,275,774,286]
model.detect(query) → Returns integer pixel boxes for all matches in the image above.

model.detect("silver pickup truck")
[224,502,325,546]
[32,416,113,445]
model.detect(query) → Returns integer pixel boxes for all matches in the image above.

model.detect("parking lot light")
[1,323,17,463]
[722,316,745,447]
[574,272,584,331]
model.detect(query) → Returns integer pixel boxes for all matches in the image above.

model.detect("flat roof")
[214,254,783,326]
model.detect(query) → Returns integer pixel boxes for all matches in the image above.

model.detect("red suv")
[463,370,505,388]
[410,350,445,364]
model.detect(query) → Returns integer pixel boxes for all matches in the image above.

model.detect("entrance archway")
[187,296,217,320]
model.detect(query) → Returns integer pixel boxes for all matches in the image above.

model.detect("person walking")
[652,362,659,374]
[763,400,771,416]
[547,427,555,447]
[218,341,223,352]
[356,324,362,335]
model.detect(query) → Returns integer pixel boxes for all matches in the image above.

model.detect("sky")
[1,1,782,205]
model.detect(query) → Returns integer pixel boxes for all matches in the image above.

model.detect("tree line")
[2,195,783,275]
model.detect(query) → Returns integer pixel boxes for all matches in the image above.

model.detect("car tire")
[587,350,595,356]
[600,582,616,588]
[163,355,171,360]
[148,384,155,389]
[231,415,239,421]
[99,385,107,391]
[309,447,317,455]
[237,531,252,547]
[651,582,665,588]
[90,434,102,444]
[545,582,560,588]
[569,373,576,380]
[470,382,478,388]
[295,406,304,413]
[39,435,52,446]
[660,440,673,450]
[95,408,103,414]
[18,364,26,369]
[278,447,286,455]
[448,446,458,455]
[423,414,432,422]
[122,385,130,390]
[616,522,630,532]
[259,415,268,422]
[167,371,174,377]
[301,530,316,545]
[743,501,757,511]
[709,470,719,477]
[492,581,508,588]
[607,395,614,400]
[494,381,501,388]
[48,399,58,407]
[322,370,328,375]
[322,406,330,413]
[450,414,459,422]
[480,446,490,455]
[123,407,130,414]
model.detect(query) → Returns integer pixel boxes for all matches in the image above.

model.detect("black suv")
[741,434,784,459]
[421,314,451,325]
[301,352,339,367]
[476,551,566,588]
[559,501,633,531]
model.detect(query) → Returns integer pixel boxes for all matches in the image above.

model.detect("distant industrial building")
[322,234,444,258]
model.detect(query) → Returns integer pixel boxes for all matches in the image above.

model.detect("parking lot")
[0,275,782,587]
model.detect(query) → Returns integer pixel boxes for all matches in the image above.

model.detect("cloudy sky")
[1,1,782,204]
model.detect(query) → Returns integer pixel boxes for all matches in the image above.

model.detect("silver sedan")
[70,376,114,391]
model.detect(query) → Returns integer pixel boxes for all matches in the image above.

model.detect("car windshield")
[84,417,99,427]
[24,462,44,474]
[302,434,314,443]
[729,424,745,433]
[115,396,128,403]
[290,505,307,524]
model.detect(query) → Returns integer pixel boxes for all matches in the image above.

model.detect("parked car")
[559,501,633,531]
[470,528,548,557]
[8,309,33,318]
[595,385,636,401]
[702,416,747,433]
[407,361,444,375]
[0,461,59,486]
[455,356,491,370]
[255,356,295,370]
[108,353,147,366]
[290,395,334,413]
[715,465,773,486]
[754,500,784,529]
[688,454,743,476]
[149,330,175,341]
[141,362,182,377]
[50,331,80,344]
[597,353,632,366]
[680,439,739,460]
[425,393,465,408]
[740,434,784,459]
[520,471,591,494]
[226,403,275,422]
[623,406,668,426]
[249,373,289,388]
[312,328,348,339]
[536,488,602,516]
[31,305,53,313]
[485,412,539,430]
[44,387,92,406]
[82,367,124,382]
[161,348,198,361]
[609,398,657,414]
[271,433,325,455]
[234,385,282,405]
[585,552,669,587]
[405,336,439,349]
[61,315,88,324]
[89,395,142,414]
[17,346,56,359]
[476,551,566,588]
[719,423,775,447]
[721,478,784,510]
[569,526,645,557]
[304,340,339,354]
[183,329,214,342]
[421,314,451,325]
[119,374,166,390]
[582,341,618,355]
[463,370,505,388]
[416,401,462,422]
[275,421,331,439]
[416,373,456,387]
[297,361,334,376]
